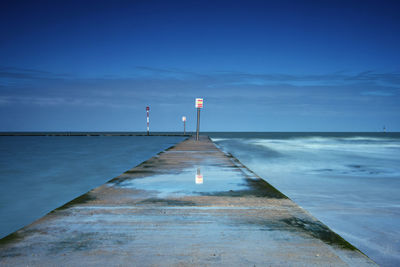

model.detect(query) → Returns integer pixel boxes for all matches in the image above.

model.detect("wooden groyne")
[0,136,376,266]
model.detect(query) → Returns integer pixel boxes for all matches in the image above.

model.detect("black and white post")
[195,98,203,141]
[182,116,186,135]
[146,106,150,136]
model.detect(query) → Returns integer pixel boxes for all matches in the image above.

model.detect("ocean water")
[209,132,400,267]
[0,135,185,239]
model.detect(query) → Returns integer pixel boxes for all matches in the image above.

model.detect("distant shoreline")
[0,132,192,136]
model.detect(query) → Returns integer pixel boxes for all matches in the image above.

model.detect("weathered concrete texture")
[0,136,376,266]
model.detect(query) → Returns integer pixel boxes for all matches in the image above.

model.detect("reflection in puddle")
[196,168,203,184]
[116,165,246,197]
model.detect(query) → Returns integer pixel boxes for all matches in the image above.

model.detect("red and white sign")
[195,174,203,184]
[182,116,186,122]
[195,98,203,108]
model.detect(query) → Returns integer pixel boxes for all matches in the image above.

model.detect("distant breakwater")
[0,132,191,137]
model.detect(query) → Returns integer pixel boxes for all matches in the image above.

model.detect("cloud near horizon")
[0,66,399,131]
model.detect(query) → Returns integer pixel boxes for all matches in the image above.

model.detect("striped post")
[146,106,150,136]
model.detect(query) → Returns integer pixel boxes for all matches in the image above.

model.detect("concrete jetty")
[0,136,376,266]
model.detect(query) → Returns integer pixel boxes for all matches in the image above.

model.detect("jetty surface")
[0,136,376,266]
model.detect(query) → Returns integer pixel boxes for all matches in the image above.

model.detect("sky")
[0,0,399,132]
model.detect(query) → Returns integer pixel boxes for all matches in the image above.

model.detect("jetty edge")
[0,136,376,266]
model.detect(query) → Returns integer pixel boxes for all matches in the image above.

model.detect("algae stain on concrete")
[199,178,288,198]
[137,198,197,206]
[48,232,136,255]
[54,192,96,211]
[48,232,100,254]
[237,215,359,252]
[0,232,25,259]
[280,217,359,251]
[0,232,22,247]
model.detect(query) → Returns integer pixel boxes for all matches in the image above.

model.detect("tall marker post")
[182,116,186,135]
[146,106,150,136]
[195,98,203,141]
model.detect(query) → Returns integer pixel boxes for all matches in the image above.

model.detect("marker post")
[146,106,150,136]
[195,98,203,141]
[182,116,186,135]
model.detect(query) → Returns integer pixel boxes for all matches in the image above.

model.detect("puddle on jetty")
[116,166,248,198]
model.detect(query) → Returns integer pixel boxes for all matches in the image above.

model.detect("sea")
[0,135,185,239]
[0,132,399,266]
[207,132,400,267]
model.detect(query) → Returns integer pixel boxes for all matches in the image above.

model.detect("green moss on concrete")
[200,178,288,198]
[0,232,22,247]
[280,217,359,251]
[54,192,95,211]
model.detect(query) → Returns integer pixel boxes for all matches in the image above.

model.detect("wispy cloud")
[2,65,400,87]
[361,90,395,97]
[131,67,400,88]
[0,95,134,108]
[0,67,71,80]
[0,66,399,111]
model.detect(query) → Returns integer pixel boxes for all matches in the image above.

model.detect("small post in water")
[182,116,186,135]
[146,106,150,136]
[195,98,203,141]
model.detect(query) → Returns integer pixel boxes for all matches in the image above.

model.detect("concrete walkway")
[0,136,376,266]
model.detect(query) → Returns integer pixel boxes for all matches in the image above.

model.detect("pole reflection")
[195,168,203,184]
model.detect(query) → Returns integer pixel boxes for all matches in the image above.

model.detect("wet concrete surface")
[0,136,376,266]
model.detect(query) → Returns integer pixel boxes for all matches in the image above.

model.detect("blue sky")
[1,0,399,131]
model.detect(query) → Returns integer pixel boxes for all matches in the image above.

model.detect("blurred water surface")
[210,132,400,267]
[0,135,184,239]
